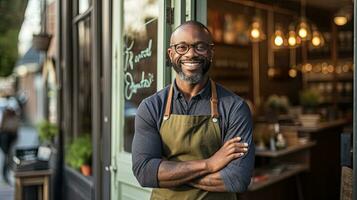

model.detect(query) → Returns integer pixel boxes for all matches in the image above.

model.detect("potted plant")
[299,89,322,126]
[36,120,58,145]
[264,94,290,122]
[66,134,92,176]
[299,88,321,113]
[32,33,52,51]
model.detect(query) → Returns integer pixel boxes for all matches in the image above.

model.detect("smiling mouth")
[180,60,203,70]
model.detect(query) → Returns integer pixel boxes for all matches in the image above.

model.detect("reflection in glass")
[123,0,158,152]
[77,18,92,137]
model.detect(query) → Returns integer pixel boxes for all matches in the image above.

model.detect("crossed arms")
[157,137,248,192]
[132,100,255,193]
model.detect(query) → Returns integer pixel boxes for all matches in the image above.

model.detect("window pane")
[122,0,159,152]
[77,18,92,136]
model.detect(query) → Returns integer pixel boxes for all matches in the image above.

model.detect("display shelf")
[281,118,350,133]
[304,73,353,82]
[255,141,316,157]
[249,164,308,191]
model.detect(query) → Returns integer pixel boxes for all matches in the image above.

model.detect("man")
[132,21,254,200]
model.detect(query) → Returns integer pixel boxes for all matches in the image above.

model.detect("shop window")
[65,1,93,175]
[76,18,92,137]
[122,0,159,152]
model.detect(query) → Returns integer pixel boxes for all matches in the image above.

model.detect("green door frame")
[110,0,182,199]
[353,2,356,200]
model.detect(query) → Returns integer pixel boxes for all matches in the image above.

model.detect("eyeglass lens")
[174,42,211,54]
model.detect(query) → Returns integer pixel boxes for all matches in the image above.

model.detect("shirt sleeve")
[219,100,255,193]
[132,99,163,188]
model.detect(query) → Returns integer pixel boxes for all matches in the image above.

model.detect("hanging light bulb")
[272,25,286,48]
[250,22,261,39]
[249,17,266,42]
[296,19,311,40]
[311,26,324,48]
[287,25,301,48]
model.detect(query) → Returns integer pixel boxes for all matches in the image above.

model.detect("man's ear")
[167,48,174,61]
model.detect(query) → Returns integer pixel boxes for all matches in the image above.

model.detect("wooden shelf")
[255,141,316,157]
[249,164,308,191]
[280,118,350,133]
[305,73,353,82]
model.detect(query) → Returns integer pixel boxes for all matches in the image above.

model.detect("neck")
[175,76,209,101]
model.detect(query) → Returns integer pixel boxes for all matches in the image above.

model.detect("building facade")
[54,0,356,200]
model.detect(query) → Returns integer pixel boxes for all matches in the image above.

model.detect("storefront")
[56,0,356,200]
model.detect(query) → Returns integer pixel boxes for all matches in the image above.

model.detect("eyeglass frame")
[169,42,215,55]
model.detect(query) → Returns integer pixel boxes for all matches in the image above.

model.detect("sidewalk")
[0,123,39,200]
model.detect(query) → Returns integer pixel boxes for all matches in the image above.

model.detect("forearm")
[158,160,210,187]
[189,171,227,192]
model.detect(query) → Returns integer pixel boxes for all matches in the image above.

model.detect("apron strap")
[163,79,219,120]
[163,84,174,120]
[210,79,219,119]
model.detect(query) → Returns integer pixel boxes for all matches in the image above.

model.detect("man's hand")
[205,137,248,173]
[157,137,247,188]
[189,172,226,192]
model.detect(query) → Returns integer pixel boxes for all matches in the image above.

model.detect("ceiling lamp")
[334,5,352,26]
[334,16,348,26]
[249,17,266,42]
[287,25,301,48]
[310,25,324,47]
[311,31,324,47]
[296,0,311,41]
[296,18,311,40]
[272,25,286,48]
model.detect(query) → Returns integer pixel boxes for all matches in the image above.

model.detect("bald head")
[170,21,213,44]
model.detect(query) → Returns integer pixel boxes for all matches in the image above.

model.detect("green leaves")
[0,0,27,77]
[66,135,93,169]
[36,120,59,143]
[299,89,321,108]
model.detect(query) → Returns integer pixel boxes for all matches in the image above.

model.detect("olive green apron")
[151,80,237,200]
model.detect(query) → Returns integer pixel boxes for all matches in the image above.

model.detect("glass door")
[111,0,179,199]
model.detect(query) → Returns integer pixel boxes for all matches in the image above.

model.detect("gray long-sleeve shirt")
[132,80,255,192]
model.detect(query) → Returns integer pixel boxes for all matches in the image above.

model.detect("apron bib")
[151,80,237,200]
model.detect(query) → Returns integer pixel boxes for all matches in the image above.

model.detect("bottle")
[269,124,276,151]
[274,123,286,150]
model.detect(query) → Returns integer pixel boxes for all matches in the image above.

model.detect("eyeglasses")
[170,42,214,55]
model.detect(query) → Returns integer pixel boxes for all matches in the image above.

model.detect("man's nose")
[184,46,198,57]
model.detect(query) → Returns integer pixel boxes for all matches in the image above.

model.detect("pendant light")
[296,0,311,41]
[296,18,311,40]
[334,5,352,26]
[249,10,266,42]
[287,24,301,48]
[311,25,324,48]
[272,24,286,48]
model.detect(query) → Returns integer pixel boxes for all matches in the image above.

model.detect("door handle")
[105,165,117,173]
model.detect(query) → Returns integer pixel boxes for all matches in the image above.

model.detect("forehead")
[170,24,212,44]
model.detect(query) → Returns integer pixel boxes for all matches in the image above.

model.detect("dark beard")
[171,57,211,84]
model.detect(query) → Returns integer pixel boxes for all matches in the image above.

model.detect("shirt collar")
[173,79,211,100]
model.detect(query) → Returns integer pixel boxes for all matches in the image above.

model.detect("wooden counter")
[240,118,351,200]
[283,118,351,200]
[282,118,350,133]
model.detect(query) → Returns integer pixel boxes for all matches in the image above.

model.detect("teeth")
[183,63,199,66]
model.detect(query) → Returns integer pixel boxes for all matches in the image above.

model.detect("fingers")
[227,152,245,160]
[224,136,242,146]
[226,142,248,152]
